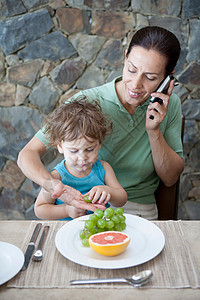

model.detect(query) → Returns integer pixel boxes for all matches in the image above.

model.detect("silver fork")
[32,225,49,261]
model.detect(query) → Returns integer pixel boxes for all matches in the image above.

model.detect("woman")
[17,26,184,220]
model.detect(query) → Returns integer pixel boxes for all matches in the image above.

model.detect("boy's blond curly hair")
[42,96,112,148]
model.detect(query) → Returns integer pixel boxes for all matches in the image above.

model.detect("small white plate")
[0,241,24,285]
[55,214,165,269]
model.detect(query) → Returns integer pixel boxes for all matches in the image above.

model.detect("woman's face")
[121,46,167,109]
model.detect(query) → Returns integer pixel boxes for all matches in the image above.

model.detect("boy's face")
[57,137,101,177]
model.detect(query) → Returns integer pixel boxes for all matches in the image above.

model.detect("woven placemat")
[7,220,200,289]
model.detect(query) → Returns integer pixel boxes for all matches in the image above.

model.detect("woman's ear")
[57,143,63,154]
[125,49,128,60]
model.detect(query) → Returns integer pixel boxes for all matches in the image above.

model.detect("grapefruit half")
[89,231,131,256]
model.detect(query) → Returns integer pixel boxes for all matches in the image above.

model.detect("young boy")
[34,97,127,220]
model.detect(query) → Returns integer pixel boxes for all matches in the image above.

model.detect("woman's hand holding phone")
[146,76,175,131]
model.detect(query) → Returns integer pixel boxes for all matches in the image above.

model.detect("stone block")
[25,203,39,220]
[176,48,188,76]
[184,200,200,220]
[64,0,90,10]
[182,99,200,121]
[84,0,130,10]
[7,60,44,88]
[0,140,30,161]
[0,160,26,189]
[173,84,188,102]
[57,7,84,34]
[106,70,123,83]
[49,1,66,9]
[0,9,53,55]
[0,48,5,77]
[95,39,124,71]
[77,65,105,89]
[0,188,23,211]
[22,0,49,10]
[180,174,193,202]
[149,16,184,45]
[190,88,200,99]
[18,31,77,62]
[131,0,181,16]
[29,76,61,114]
[59,89,81,105]
[0,156,5,171]
[5,55,19,67]
[20,191,37,211]
[188,187,200,199]
[0,106,42,157]
[189,142,200,172]
[50,58,86,91]
[69,33,106,63]
[15,85,31,106]
[178,63,200,86]
[0,209,25,220]
[45,153,63,173]
[183,120,199,153]
[40,61,56,77]
[187,19,200,62]
[0,0,26,18]
[0,211,8,220]
[91,11,134,38]
[20,178,41,199]
[177,203,190,220]
[41,149,58,166]
[182,0,200,18]
[0,82,16,107]
[136,14,148,29]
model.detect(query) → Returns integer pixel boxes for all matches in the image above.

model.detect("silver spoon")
[70,270,152,287]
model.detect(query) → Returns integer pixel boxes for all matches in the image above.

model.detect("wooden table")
[0,220,200,300]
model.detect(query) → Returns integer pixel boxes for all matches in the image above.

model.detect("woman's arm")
[86,161,127,207]
[147,129,184,186]
[18,136,53,188]
[146,81,184,186]
[34,171,86,220]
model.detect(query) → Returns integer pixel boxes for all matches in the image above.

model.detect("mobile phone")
[150,75,174,105]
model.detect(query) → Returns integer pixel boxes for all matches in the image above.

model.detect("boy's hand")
[84,186,111,204]
[67,206,86,219]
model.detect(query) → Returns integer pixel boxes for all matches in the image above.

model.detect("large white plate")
[0,241,24,285]
[55,214,165,269]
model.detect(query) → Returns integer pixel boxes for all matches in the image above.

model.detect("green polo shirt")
[35,77,183,205]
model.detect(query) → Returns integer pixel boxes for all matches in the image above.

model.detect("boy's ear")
[57,143,63,154]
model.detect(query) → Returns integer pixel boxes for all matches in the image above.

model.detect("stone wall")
[0,0,199,220]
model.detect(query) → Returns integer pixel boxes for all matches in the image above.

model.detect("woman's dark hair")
[126,26,181,75]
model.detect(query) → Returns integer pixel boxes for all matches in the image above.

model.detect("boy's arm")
[87,161,127,207]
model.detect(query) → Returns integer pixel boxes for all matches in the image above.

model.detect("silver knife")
[21,223,42,271]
